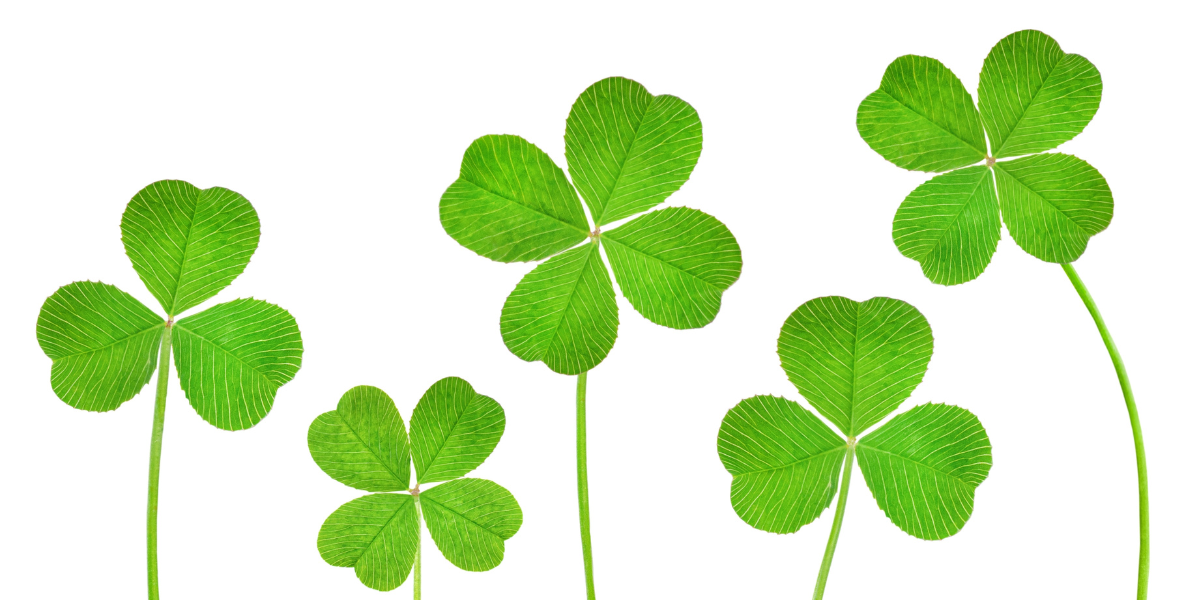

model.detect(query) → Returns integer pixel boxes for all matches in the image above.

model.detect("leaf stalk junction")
[812,437,855,600]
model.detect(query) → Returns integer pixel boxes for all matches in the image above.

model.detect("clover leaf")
[309,379,521,593]
[440,76,742,374]
[858,30,1111,284]
[439,77,741,599]
[35,180,303,597]
[718,296,992,599]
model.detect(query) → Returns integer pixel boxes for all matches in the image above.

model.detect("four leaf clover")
[718,296,992,597]
[857,30,1111,284]
[309,378,522,592]
[440,76,743,374]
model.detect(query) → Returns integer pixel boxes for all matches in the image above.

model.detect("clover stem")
[1062,263,1149,599]
[146,322,173,600]
[576,371,597,600]
[812,441,855,600]
[414,496,422,600]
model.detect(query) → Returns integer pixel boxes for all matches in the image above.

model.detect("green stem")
[414,497,422,600]
[147,323,173,600]
[812,441,855,600]
[1063,263,1149,599]
[576,372,596,600]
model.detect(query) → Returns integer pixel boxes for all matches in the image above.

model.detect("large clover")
[440,76,742,374]
[309,378,521,594]
[35,180,303,597]
[857,29,1110,284]
[718,296,992,599]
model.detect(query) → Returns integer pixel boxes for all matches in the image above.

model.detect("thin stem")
[576,372,597,600]
[147,323,173,600]
[1063,263,1149,599]
[414,497,422,600]
[812,441,855,600]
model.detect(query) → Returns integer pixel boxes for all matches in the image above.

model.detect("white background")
[1,1,1196,598]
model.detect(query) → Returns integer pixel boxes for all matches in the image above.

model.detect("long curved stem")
[576,372,596,600]
[812,442,855,600]
[147,323,173,600]
[1063,263,1149,599]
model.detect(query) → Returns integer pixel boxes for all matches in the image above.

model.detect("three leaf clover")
[309,378,522,592]
[439,76,743,374]
[36,179,304,429]
[857,29,1111,284]
[717,296,992,596]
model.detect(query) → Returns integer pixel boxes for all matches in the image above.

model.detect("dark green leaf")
[410,377,505,484]
[565,77,703,226]
[857,403,992,540]
[440,135,589,263]
[421,478,522,572]
[499,242,618,375]
[602,207,741,329]
[892,166,1000,286]
[717,395,847,533]
[978,30,1103,158]
[994,153,1113,263]
[857,55,987,172]
[120,180,260,316]
[308,385,411,492]
[35,281,164,411]
[777,296,933,436]
[317,493,420,591]
[173,298,303,431]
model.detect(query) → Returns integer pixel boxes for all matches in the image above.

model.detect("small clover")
[718,296,992,599]
[440,76,743,375]
[35,180,303,596]
[309,378,522,593]
[857,30,1111,284]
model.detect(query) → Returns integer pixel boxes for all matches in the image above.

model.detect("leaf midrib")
[593,96,650,225]
[856,441,977,487]
[459,178,589,237]
[332,412,408,488]
[421,491,507,541]
[990,50,1065,157]
[167,190,201,316]
[601,234,724,292]
[878,88,985,159]
[416,395,474,483]
[730,445,847,477]
[917,168,992,262]
[993,160,1090,235]
[173,322,281,385]
[52,323,165,361]
[540,244,599,362]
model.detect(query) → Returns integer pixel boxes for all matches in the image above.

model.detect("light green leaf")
[717,395,847,534]
[777,296,933,436]
[892,166,1001,286]
[440,135,590,263]
[857,403,993,540]
[318,493,419,592]
[421,478,523,572]
[120,180,260,316]
[978,30,1103,158]
[173,298,303,431]
[602,207,741,329]
[308,386,410,492]
[499,242,618,375]
[993,153,1113,263]
[565,77,703,226]
[857,55,988,172]
[35,281,165,412]
[410,377,505,484]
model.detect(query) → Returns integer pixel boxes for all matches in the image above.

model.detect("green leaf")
[717,395,847,534]
[35,281,165,411]
[993,153,1113,263]
[565,77,703,226]
[308,385,411,492]
[120,180,260,316]
[857,403,993,540]
[602,207,742,329]
[318,493,420,592]
[978,30,1103,158]
[440,135,590,263]
[173,298,303,431]
[421,478,523,572]
[410,377,505,484]
[499,242,618,375]
[857,55,988,172]
[777,296,933,436]
[892,166,1001,286]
